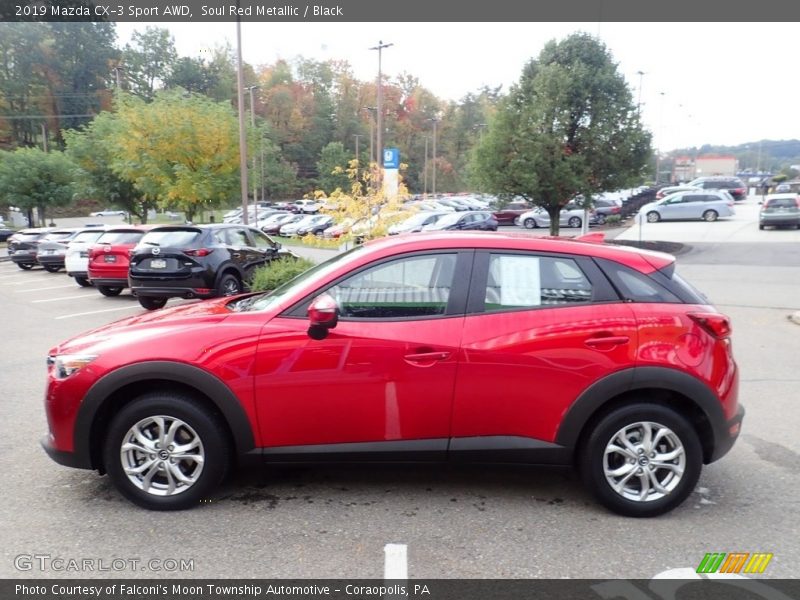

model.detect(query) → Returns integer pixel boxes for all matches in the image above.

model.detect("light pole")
[235,11,249,224]
[247,85,260,210]
[428,117,439,196]
[654,91,666,183]
[369,40,392,181]
[636,70,645,118]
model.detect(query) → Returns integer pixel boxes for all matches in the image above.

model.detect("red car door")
[254,251,470,454]
[450,251,637,450]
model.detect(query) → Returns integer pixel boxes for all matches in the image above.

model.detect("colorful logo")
[696,552,773,574]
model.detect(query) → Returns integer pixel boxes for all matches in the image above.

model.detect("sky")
[115,22,798,152]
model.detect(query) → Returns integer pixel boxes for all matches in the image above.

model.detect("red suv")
[42,232,742,516]
[87,226,151,296]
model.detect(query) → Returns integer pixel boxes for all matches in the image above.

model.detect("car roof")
[361,231,674,274]
[765,193,798,200]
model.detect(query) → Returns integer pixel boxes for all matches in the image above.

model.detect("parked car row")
[8,224,293,311]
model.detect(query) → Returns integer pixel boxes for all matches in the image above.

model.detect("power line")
[0,114,95,119]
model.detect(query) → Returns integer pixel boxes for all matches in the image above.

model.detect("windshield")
[403,212,436,226]
[230,246,365,313]
[97,230,144,244]
[432,212,463,226]
[139,229,201,247]
[72,230,106,243]
[42,231,75,241]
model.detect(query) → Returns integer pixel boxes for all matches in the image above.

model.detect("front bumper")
[40,435,90,470]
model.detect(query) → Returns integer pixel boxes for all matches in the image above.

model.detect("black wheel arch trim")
[73,361,255,470]
[555,366,727,459]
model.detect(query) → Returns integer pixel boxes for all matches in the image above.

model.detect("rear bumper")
[67,270,88,279]
[760,215,800,226]
[37,255,65,266]
[10,253,37,264]
[90,277,129,288]
[709,403,745,463]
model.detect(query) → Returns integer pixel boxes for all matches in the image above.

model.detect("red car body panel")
[87,226,151,286]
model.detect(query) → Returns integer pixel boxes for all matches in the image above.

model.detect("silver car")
[639,190,735,223]
[515,204,597,229]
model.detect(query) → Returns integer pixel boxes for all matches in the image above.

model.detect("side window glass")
[485,254,593,311]
[328,254,458,319]
[227,228,250,247]
[251,230,275,249]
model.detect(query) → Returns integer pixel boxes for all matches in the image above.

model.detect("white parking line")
[384,543,408,580]
[32,294,95,303]
[14,284,79,293]
[55,305,140,320]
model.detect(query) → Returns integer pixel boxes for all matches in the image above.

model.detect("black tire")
[568,216,582,228]
[702,210,718,222]
[97,285,123,297]
[103,393,230,510]
[595,213,606,225]
[523,218,537,229]
[758,224,765,230]
[216,272,242,297]
[646,211,661,223]
[579,403,702,518]
[75,276,91,287]
[43,264,61,273]
[138,296,168,310]
[17,263,34,270]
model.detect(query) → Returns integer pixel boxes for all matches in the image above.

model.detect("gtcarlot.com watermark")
[14,553,195,573]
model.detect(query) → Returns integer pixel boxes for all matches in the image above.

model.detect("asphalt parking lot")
[1,202,799,580]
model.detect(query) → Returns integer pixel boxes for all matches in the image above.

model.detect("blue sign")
[383,148,400,169]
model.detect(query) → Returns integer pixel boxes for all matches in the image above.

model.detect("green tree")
[0,147,77,225]
[471,33,651,235]
[121,27,177,100]
[316,141,351,193]
[64,107,154,223]
[108,91,241,222]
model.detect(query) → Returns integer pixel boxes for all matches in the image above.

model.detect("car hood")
[50,297,234,356]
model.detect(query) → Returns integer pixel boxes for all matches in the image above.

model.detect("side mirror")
[307,293,338,340]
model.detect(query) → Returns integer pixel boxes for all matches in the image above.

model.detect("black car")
[36,227,106,273]
[423,210,499,231]
[688,176,747,201]
[129,224,284,310]
[0,227,15,242]
[7,228,52,270]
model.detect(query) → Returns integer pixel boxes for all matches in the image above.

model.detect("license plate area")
[150,258,167,269]
[104,255,117,263]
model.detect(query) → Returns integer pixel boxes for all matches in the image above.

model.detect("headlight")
[48,354,97,379]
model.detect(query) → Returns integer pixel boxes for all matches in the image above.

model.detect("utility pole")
[247,85,260,212]
[369,40,393,184]
[235,9,249,224]
[423,136,428,198]
[429,117,439,196]
[353,134,362,182]
[364,107,377,164]
[654,91,665,183]
[636,70,645,118]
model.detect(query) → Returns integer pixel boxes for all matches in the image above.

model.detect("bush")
[605,214,622,225]
[250,256,316,292]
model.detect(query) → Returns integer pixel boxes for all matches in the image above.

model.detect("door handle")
[403,351,451,362]
[585,335,630,347]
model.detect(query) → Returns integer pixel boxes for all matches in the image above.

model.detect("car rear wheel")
[646,211,661,223]
[103,393,230,510]
[216,273,242,297]
[579,403,702,517]
[702,210,719,222]
[568,216,582,228]
[523,218,537,229]
[138,296,168,310]
[17,263,33,270]
[75,276,91,287]
[97,285,123,297]
[43,264,61,273]
[595,214,606,225]
[758,224,765,230]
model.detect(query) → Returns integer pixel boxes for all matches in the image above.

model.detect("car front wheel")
[523,218,537,229]
[579,403,702,517]
[216,273,242,297]
[568,216,582,228]
[103,393,230,510]
[17,263,34,270]
[74,276,91,287]
[646,211,661,223]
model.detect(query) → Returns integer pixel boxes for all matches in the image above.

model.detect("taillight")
[689,312,731,339]
[795,198,800,209]
[611,206,620,214]
[184,248,211,257]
